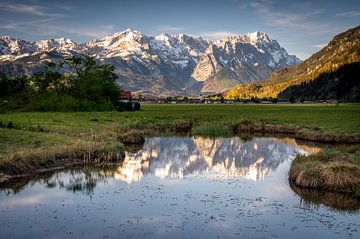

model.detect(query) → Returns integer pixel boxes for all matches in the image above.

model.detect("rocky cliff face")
[192,31,301,93]
[0,29,300,96]
[225,25,360,100]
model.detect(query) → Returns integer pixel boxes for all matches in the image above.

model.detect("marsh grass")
[1,104,360,178]
[356,184,360,197]
[0,127,124,177]
[170,120,193,133]
[0,140,123,176]
[192,124,232,137]
[289,145,360,192]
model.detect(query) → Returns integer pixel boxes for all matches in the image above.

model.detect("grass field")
[1,103,360,134]
[0,104,359,173]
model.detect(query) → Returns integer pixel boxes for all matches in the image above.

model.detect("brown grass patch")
[0,141,124,177]
[233,121,360,144]
[171,120,193,133]
[320,162,360,191]
[233,122,296,135]
[289,146,360,193]
[289,164,324,188]
[117,129,145,144]
[295,130,360,144]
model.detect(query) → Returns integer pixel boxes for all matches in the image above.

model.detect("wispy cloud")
[0,18,115,40]
[0,1,112,40]
[198,31,237,40]
[0,18,53,30]
[335,10,360,17]
[0,2,65,17]
[55,24,116,38]
[156,25,186,33]
[312,43,327,49]
[242,0,341,35]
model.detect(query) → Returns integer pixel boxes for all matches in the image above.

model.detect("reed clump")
[289,146,360,193]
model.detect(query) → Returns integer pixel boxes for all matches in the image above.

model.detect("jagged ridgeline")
[225,25,360,101]
[0,30,300,96]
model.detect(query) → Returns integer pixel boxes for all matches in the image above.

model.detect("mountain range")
[0,29,300,96]
[225,25,360,101]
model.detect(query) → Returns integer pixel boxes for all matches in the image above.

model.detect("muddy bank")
[3,120,358,183]
[120,120,360,144]
[295,130,360,144]
[288,146,360,193]
[0,141,124,183]
[232,122,360,144]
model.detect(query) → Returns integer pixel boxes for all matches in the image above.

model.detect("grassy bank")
[289,146,360,193]
[0,127,124,181]
[0,104,359,179]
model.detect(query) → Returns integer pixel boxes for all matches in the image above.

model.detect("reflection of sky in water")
[115,137,317,183]
[0,137,359,239]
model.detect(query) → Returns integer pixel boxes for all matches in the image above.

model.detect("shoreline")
[1,125,359,185]
[0,140,125,183]
[1,105,359,187]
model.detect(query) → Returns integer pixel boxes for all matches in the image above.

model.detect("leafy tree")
[1,56,121,112]
[0,74,27,98]
[68,56,120,105]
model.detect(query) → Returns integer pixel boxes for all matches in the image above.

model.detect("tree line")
[0,57,121,112]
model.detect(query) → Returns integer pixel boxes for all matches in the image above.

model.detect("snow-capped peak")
[34,37,78,52]
[105,29,143,42]
[0,28,300,74]
[246,31,271,44]
[155,33,172,42]
[217,31,272,46]
[177,33,186,42]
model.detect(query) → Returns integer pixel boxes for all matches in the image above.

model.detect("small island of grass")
[289,145,360,194]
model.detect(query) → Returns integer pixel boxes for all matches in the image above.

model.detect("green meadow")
[1,103,360,163]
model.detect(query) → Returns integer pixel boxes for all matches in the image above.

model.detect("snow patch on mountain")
[0,29,301,96]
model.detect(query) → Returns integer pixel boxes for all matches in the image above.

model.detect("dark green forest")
[0,57,120,112]
[279,62,360,102]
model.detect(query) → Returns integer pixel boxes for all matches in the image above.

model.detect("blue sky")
[0,0,359,59]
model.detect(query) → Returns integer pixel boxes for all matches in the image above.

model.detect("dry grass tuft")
[289,146,360,193]
[171,120,193,133]
[320,162,360,191]
[289,164,324,188]
[117,129,145,144]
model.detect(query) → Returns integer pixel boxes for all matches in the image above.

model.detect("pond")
[1,136,359,239]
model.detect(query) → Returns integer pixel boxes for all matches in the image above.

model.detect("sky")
[0,0,359,59]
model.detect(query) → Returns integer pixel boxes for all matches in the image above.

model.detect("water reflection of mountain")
[115,137,319,183]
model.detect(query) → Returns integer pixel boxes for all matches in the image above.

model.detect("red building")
[121,91,132,100]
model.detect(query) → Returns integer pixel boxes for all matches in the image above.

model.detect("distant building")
[143,97,166,103]
[120,91,132,100]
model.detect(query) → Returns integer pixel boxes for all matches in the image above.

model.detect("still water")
[1,136,359,239]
